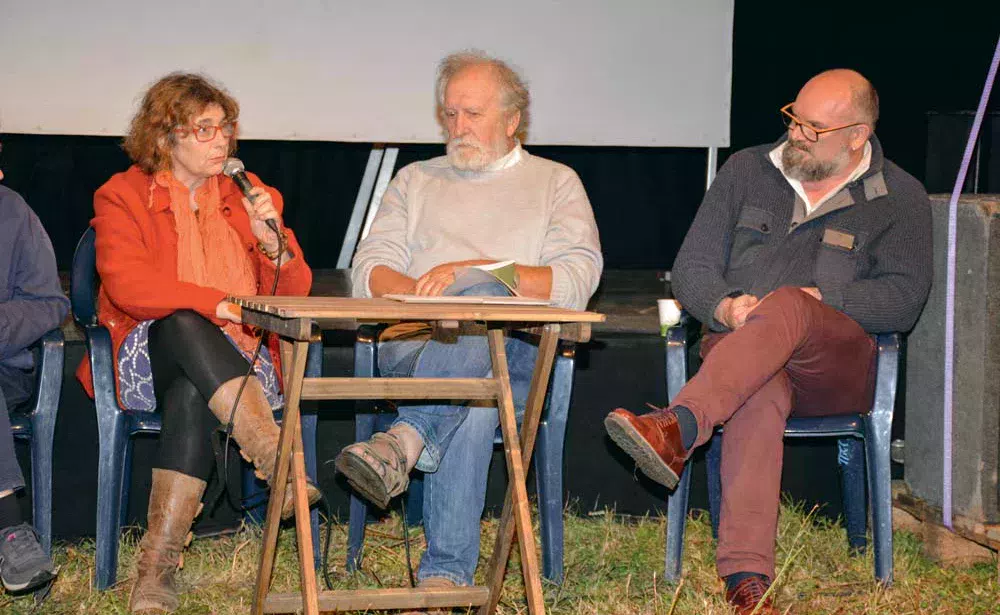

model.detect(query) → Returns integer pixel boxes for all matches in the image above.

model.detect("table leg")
[482,325,560,615]
[253,339,314,615]
[292,415,320,614]
[479,324,560,615]
[280,339,294,387]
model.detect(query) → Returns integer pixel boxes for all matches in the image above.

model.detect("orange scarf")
[154,171,260,355]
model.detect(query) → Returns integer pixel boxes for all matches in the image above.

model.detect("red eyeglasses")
[174,121,238,142]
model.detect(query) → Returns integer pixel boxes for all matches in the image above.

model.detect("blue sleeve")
[0,196,70,361]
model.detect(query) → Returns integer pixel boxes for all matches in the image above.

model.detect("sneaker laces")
[639,402,680,433]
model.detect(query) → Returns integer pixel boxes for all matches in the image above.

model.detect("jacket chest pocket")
[729,207,773,270]
[813,227,867,285]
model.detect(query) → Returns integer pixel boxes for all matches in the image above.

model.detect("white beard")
[446,135,508,172]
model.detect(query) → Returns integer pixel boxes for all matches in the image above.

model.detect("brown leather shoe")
[725,576,777,615]
[604,407,687,489]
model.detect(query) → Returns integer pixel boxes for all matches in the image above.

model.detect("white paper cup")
[657,298,682,335]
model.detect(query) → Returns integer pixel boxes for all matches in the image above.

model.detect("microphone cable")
[316,463,416,591]
[209,228,284,516]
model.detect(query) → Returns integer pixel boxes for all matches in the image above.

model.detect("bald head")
[799,69,879,129]
[783,69,876,183]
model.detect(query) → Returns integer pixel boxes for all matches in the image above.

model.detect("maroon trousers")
[670,287,876,579]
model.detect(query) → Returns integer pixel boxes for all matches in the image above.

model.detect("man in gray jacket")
[336,51,602,595]
[0,159,68,593]
[605,69,931,615]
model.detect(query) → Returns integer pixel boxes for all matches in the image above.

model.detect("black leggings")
[148,310,251,481]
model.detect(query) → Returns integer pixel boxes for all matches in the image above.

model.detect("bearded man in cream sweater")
[336,50,602,596]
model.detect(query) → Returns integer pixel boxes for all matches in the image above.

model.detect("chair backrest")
[70,226,99,327]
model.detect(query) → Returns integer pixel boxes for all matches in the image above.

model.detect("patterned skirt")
[117,320,283,411]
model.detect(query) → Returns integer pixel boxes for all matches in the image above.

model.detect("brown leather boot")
[129,469,207,614]
[604,406,688,489]
[725,575,778,614]
[208,376,321,520]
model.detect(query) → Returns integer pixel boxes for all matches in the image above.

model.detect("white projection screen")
[0,0,733,147]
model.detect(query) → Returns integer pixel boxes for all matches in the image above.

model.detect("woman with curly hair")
[75,73,318,613]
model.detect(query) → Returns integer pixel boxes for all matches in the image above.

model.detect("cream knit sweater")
[351,150,603,310]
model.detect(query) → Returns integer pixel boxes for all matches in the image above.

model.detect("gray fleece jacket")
[673,135,932,333]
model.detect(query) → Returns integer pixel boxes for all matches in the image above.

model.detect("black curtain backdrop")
[0,136,709,273]
[1,3,998,539]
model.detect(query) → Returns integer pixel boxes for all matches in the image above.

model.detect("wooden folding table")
[229,296,604,615]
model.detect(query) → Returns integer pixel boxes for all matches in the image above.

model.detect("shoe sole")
[2,568,56,594]
[334,451,391,509]
[604,414,680,489]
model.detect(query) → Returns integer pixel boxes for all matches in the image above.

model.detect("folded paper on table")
[383,260,547,304]
[382,294,551,306]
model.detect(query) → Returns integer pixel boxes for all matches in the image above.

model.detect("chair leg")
[664,328,691,583]
[29,330,62,557]
[119,439,135,531]
[865,415,894,585]
[706,433,723,539]
[30,407,57,556]
[535,417,565,584]
[346,412,378,572]
[837,437,868,553]
[664,461,692,582]
[405,474,425,526]
[535,351,571,584]
[95,411,130,590]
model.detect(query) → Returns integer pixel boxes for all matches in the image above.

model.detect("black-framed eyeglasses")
[174,121,238,143]
[780,104,864,143]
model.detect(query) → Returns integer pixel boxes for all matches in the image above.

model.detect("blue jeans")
[378,282,538,586]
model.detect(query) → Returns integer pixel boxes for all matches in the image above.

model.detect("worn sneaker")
[335,432,410,509]
[0,524,56,593]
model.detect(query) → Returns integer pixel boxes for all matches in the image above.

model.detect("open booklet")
[383,260,552,305]
[446,260,519,296]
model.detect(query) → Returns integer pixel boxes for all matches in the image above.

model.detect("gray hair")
[436,50,530,142]
[851,78,880,130]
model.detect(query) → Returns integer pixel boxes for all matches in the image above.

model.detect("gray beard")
[446,137,507,172]
[782,142,847,182]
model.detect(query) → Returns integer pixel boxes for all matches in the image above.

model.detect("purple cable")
[942,36,1000,530]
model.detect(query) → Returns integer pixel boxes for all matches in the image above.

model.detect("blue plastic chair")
[9,328,65,556]
[346,324,575,584]
[69,227,322,589]
[662,311,900,585]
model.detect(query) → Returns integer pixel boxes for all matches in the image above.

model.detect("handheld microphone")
[222,157,280,234]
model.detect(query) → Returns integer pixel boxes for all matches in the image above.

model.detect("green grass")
[2,501,997,614]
